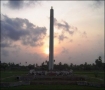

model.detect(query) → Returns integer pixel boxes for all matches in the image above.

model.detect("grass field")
[74,71,104,83]
[1,70,28,82]
[1,71,28,78]
[1,70,104,90]
[75,71,104,79]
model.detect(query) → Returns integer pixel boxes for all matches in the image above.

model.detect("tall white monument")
[49,6,54,70]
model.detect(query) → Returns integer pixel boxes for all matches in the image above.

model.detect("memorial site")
[0,1,104,90]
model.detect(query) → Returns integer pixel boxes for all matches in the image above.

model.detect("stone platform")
[16,75,87,81]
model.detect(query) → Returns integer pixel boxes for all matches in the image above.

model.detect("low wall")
[0,81,30,88]
[30,81,105,88]
[1,81,104,88]
[77,81,105,88]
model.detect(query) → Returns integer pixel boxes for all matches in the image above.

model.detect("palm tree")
[95,56,102,70]
[25,62,27,66]
[45,60,48,65]
[70,63,73,68]
[42,62,44,65]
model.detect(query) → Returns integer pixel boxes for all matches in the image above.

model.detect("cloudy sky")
[1,0,104,65]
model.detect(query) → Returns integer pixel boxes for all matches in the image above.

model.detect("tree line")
[0,56,104,71]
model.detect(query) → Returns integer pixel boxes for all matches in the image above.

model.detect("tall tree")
[70,63,73,68]
[25,62,27,66]
[95,56,102,70]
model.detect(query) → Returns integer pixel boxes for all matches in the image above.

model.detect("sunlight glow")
[44,48,49,55]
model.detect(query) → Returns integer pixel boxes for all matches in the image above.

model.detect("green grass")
[1,70,28,82]
[74,71,104,79]
[74,71,104,83]
[1,77,17,82]
[1,85,105,90]
[1,71,28,78]
[88,77,104,83]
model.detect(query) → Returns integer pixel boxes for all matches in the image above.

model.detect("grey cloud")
[54,18,77,35]
[4,0,24,9]
[54,18,87,44]
[25,1,40,7]
[54,18,77,43]
[54,32,68,43]
[94,0,104,8]
[1,14,47,47]
[58,34,68,43]
[89,0,104,9]
[21,36,44,46]
[4,0,40,10]
[1,38,12,48]
[1,16,30,41]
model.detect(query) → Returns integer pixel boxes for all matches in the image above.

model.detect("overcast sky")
[1,0,104,65]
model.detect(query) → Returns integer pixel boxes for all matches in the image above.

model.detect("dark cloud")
[54,18,78,43]
[3,0,40,10]
[1,14,47,47]
[94,0,104,7]
[54,32,68,43]
[4,0,24,9]
[58,34,68,43]
[25,1,40,7]
[89,0,104,9]
[54,18,87,44]
[1,38,12,48]
[54,18,78,35]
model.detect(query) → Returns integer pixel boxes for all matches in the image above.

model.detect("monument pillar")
[49,6,54,70]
